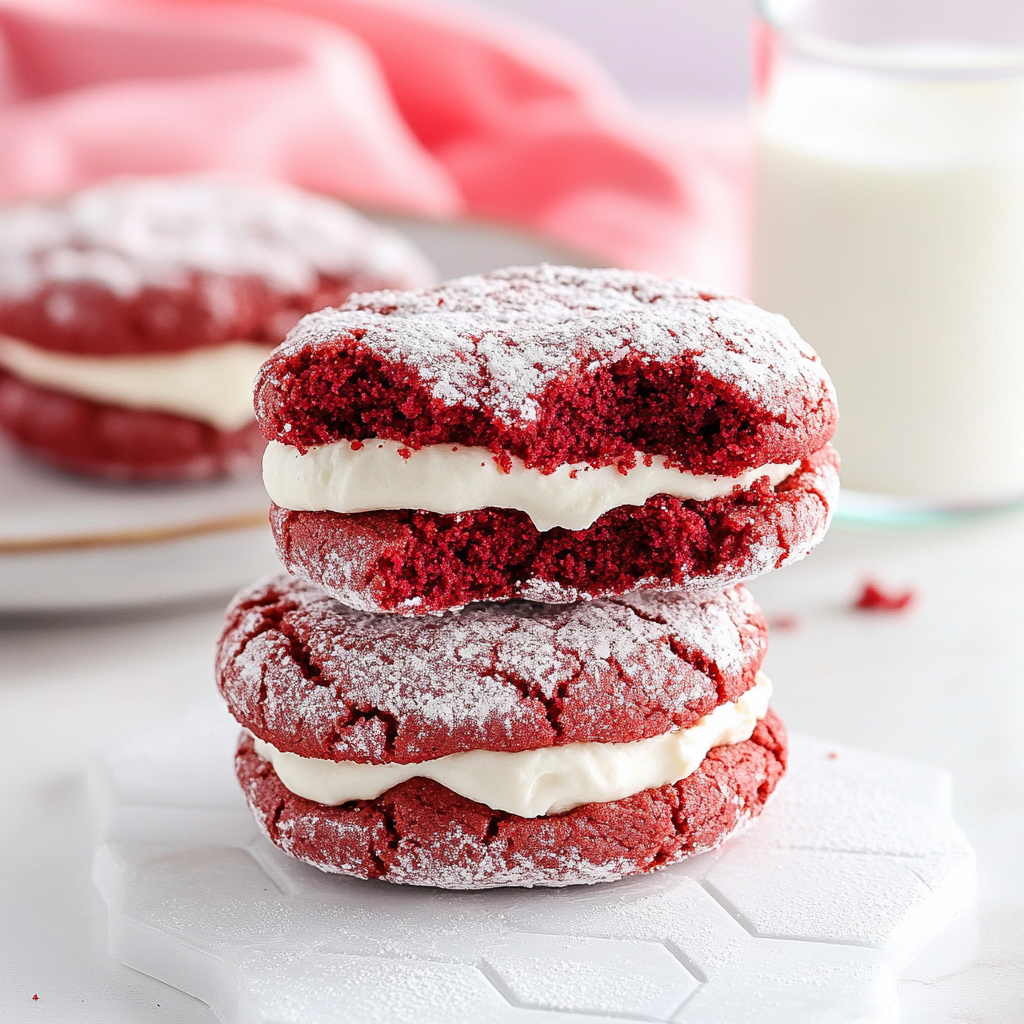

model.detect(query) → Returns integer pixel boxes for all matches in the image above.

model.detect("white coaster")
[91,705,975,1024]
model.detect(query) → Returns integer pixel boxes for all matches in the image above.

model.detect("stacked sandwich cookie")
[0,175,433,480]
[216,265,838,888]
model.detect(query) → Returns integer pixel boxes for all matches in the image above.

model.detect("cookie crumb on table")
[854,581,916,612]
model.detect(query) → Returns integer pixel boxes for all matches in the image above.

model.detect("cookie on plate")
[256,264,839,614]
[0,175,434,480]
[217,573,787,889]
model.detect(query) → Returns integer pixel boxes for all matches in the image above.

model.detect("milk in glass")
[753,46,1024,502]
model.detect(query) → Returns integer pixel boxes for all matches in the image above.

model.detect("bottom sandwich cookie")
[216,573,787,888]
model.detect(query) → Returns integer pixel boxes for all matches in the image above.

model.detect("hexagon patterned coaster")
[91,704,975,1024]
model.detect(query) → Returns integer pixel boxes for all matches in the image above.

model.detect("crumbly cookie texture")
[0,175,434,356]
[235,710,787,889]
[268,443,838,615]
[256,264,837,476]
[216,573,768,764]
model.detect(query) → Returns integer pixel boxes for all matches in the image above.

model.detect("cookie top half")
[255,264,836,476]
[216,573,769,765]
[0,175,435,356]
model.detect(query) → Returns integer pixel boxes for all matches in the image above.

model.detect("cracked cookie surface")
[234,710,788,888]
[0,175,434,357]
[216,573,768,764]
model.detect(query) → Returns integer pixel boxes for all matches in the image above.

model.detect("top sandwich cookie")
[257,265,839,613]
[0,175,434,479]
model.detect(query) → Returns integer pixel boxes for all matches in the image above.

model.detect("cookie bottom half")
[236,709,787,889]
[270,447,838,614]
[0,370,265,480]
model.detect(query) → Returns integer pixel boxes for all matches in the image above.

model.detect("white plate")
[0,437,278,612]
[0,218,592,613]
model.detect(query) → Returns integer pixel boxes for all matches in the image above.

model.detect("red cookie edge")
[234,708,788,889]
[0,370,264,480]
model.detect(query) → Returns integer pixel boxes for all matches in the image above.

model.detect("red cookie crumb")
[854,581,916,612]
[234,710,788,889]
[270,444,839,614]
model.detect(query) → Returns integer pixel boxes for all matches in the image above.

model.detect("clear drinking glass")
[752,0,1024,519]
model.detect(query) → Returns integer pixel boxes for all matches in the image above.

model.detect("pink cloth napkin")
[0,0,750,287]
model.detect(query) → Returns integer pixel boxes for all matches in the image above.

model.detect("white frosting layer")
[263,439,799,532]
[254,673,772,818]
[0,335,272,430]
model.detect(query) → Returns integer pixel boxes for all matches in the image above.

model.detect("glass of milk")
[752,0,1024,513]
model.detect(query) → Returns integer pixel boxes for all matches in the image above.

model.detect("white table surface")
[2,510,1024,1023]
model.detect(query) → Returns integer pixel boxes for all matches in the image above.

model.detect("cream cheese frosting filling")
[253,672,773,818]
[0,335,272,430]
[263,439,800,533]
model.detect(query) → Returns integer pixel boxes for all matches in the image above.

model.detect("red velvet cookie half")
[257,264,838,612]
[0,175,434,480]
[217,573,787,888]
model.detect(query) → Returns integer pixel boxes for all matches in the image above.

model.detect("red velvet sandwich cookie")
[256,264,839,613]
[217,572,787,889]
[0,175,434,480]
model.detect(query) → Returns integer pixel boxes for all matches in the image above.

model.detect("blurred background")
[464,0,751,104]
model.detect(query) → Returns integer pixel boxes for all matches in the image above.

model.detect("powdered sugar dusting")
[0,175,434,300]
[217,575,767,764]
[313,808,752,891]
[248,768,636,889]
[100,720,974,1020]
[272,264,833,431]
[387,822,635,890]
